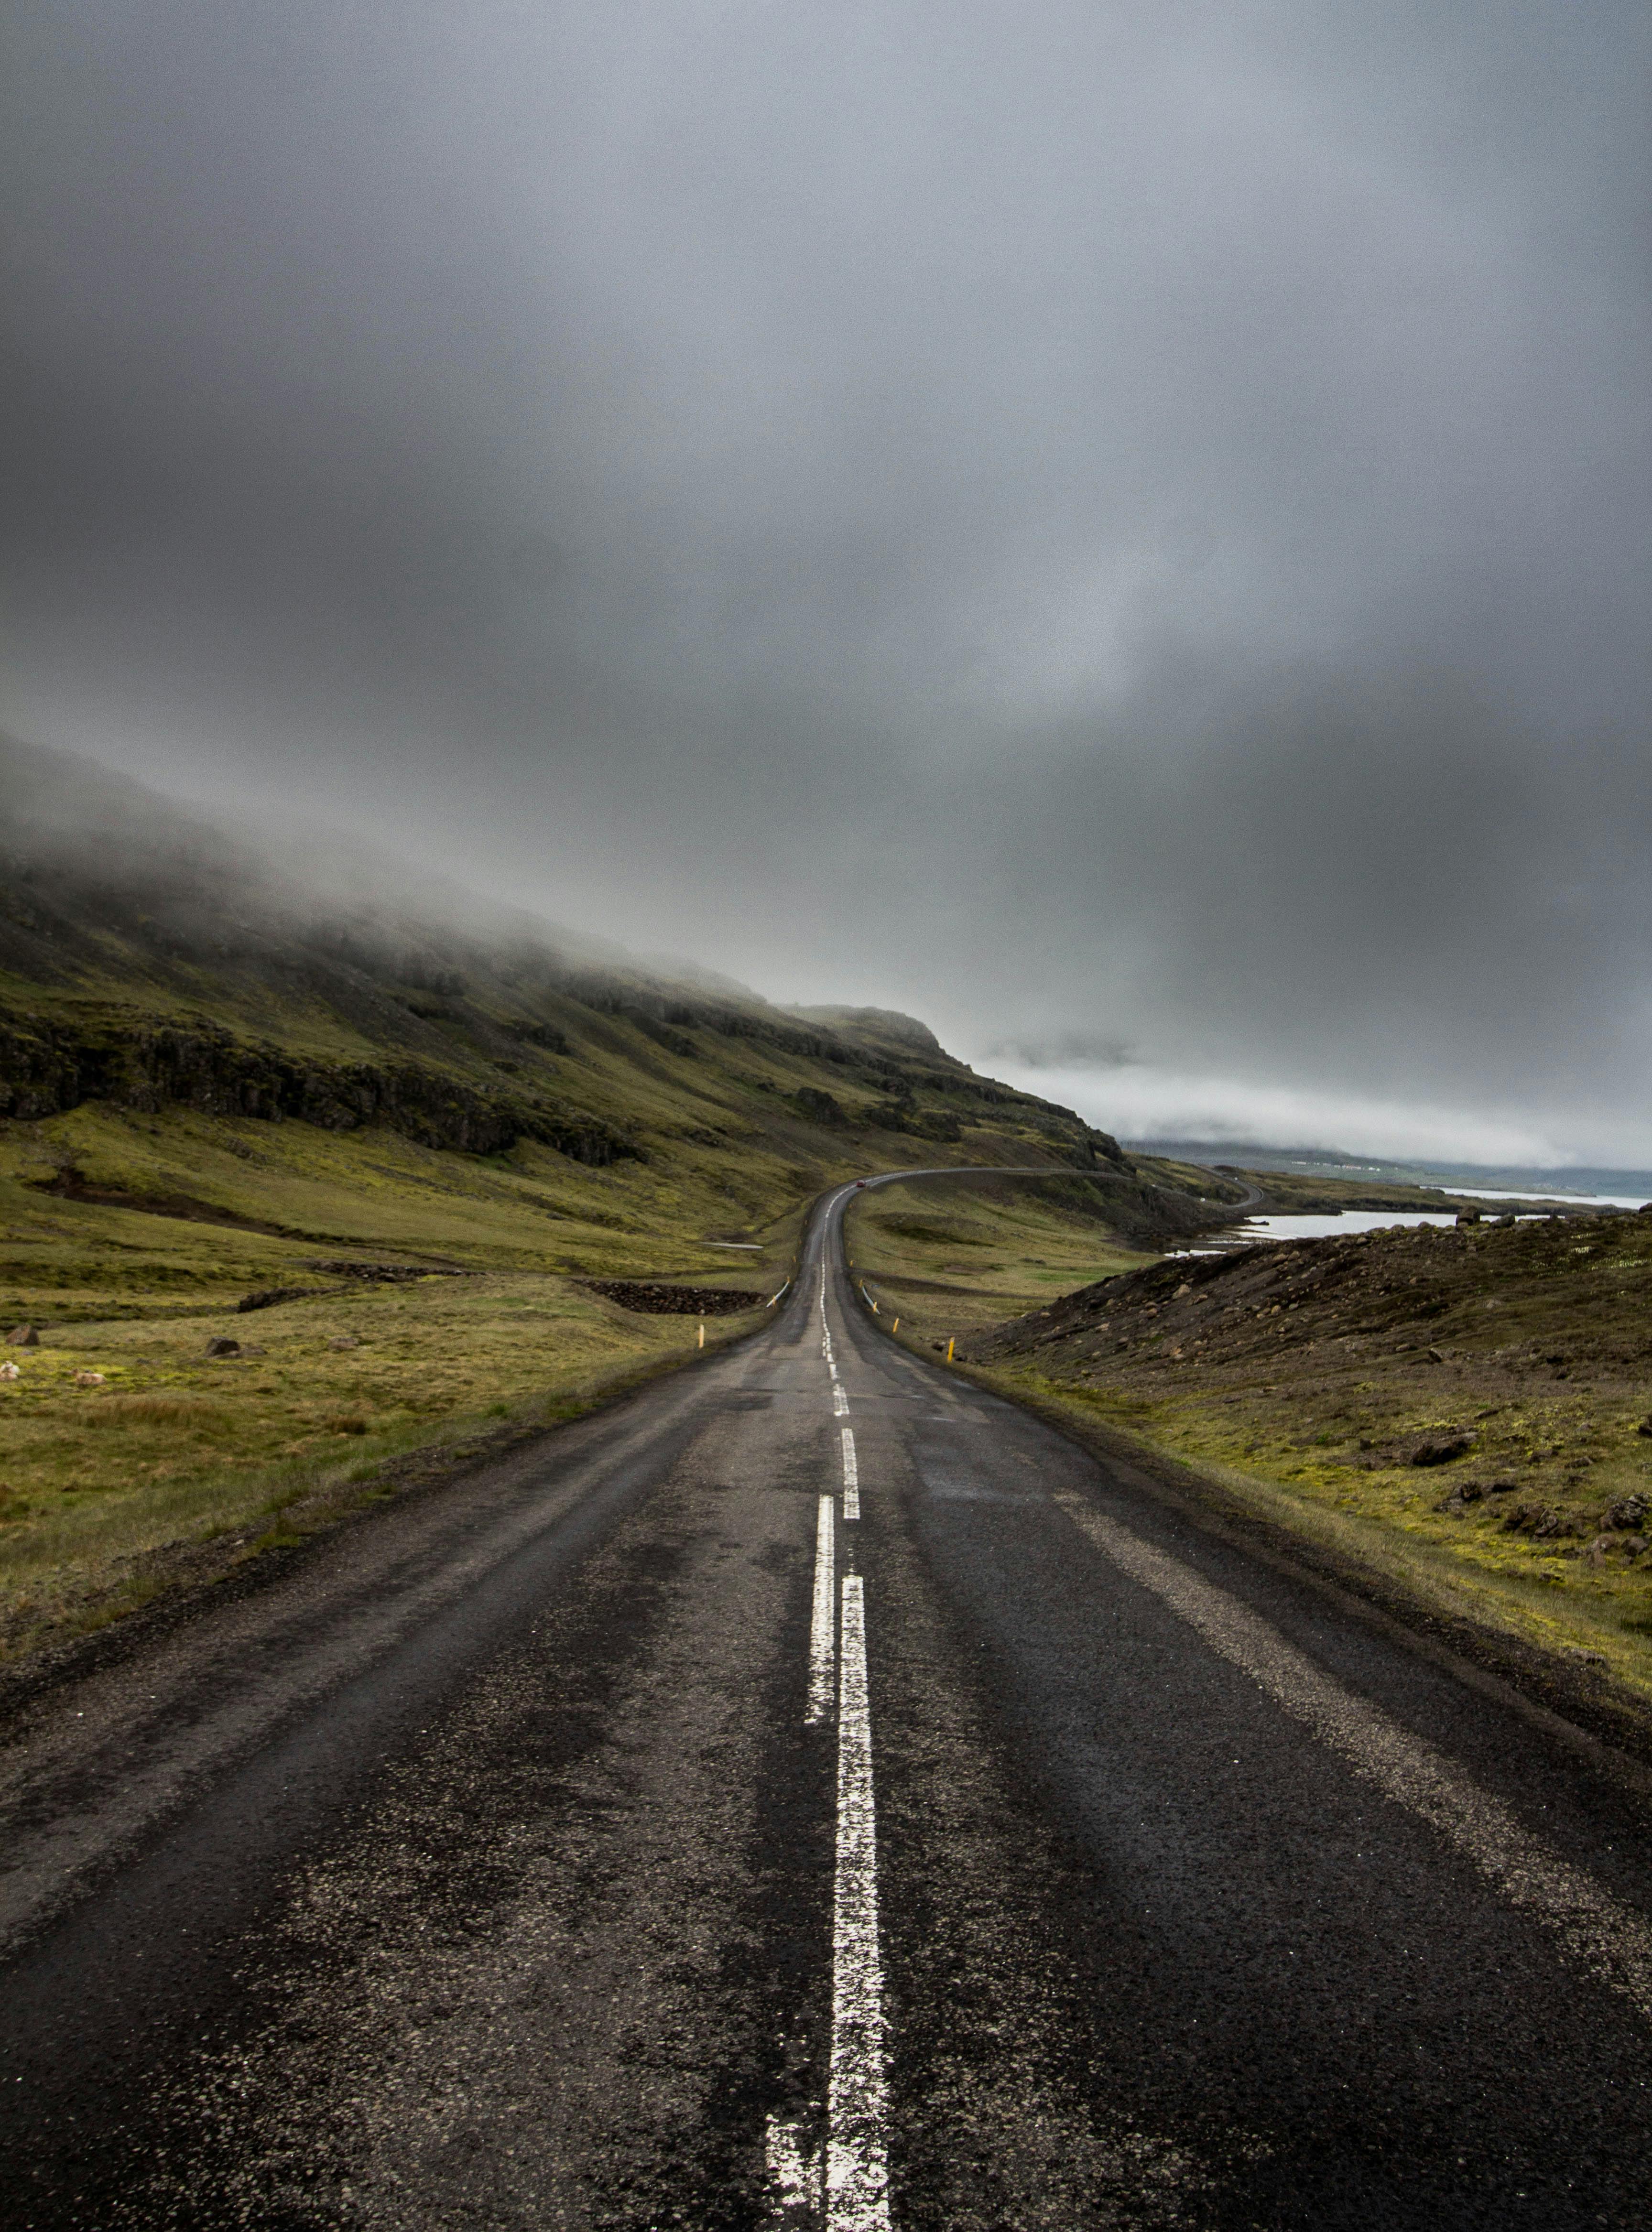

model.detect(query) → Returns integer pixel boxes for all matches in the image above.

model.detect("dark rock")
[238,1287,320,1312]
[304,1260,447,1284]
[500,1018,570,1054]
[203,1335,241,1357]
[582,1279,763,1317]
[793,1086,846,1127]
[1486,1477,1520,1494]
[1606,1493,1650,1530]
[0,1003,639,1164]
[5,1324,40,1346]
[1411,1432,1473,1467]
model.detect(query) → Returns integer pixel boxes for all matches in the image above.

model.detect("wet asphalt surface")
[0,1180,1649,2227]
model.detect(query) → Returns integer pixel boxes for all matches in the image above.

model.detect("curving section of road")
[0,1178,1647,2227]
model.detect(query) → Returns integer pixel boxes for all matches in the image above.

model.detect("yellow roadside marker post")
[698,1321,705,1348]
[946,1337,955,1362]
[892,1317,899,1333]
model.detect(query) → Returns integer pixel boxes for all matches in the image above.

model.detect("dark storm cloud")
[1,2,1647,1157]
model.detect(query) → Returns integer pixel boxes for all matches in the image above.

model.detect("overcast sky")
[2,2,1648,1163]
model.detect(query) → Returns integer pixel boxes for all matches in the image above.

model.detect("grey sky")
[2,2,1647,1160]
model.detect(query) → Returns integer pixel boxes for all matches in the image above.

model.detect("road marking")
[828,1362,840,1382]
[765,2113,823,2220]
[806,1496,837,1726]
[841,1429,859,1520]
[1055,1494,1652,2021]
[826,1575,890,2228]
[833,1384,850,1418]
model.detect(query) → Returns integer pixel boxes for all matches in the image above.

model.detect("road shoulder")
[950,1358,1652,1784]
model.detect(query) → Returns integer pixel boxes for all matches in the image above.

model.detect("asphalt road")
[0,1178,1649,2228]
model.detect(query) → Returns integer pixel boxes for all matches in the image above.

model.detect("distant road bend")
[1,1176,1649,2227]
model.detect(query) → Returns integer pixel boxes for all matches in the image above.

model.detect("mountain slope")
[0,731,1125,1180]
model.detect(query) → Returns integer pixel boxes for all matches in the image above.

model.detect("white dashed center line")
[832,1384,850,1418]
[826,1575,889,2229]
[840,1428,859,1521]
[806,1495,837,1727]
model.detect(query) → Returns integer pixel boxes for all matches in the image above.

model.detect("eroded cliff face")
[0,1007,638,1163]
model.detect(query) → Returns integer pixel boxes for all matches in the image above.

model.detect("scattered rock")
[328,1333,361,1351]
[5,1325,39,1347]
[203,1336,241,1358]
[238,1287,321,1313]
[1410,1432,1473,1467]
[73,1370,106,1387]
[1426,1346,1445,1364]
[1637,1416,1652,1439]
[1606,1493,1650,1530]
[1486,1477,1520,1494]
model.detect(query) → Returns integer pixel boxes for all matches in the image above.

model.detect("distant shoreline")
[1125,1140,1652,1207]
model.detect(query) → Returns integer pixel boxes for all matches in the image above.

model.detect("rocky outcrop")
[583,1279,764,1315]
[0,1005,638,1163]
[793,1086,847,1127]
